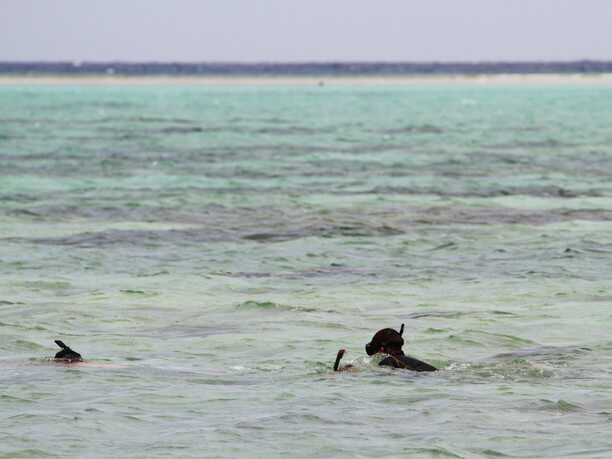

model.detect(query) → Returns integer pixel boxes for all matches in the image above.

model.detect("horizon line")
[2,59,611,64]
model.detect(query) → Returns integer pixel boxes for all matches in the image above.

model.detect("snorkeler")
[365,324,437,371]
[53,340,83,362]
[334,324,437,372]
[0,341,125,368]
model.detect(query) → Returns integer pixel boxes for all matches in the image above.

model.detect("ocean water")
[1,83,611,457]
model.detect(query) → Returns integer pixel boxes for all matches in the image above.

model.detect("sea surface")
[1,83,611,457]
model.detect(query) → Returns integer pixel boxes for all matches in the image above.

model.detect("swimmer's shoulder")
[379,354,437,372]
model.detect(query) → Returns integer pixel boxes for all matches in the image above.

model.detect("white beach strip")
[2,74,612,86]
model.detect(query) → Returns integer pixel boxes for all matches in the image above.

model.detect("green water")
[1,84,611,457]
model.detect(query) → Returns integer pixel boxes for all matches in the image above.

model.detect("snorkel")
[333,349,345,371]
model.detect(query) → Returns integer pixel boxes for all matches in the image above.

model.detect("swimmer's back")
[379,353,437,372]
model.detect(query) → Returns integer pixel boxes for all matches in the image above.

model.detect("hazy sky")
[2,0,612,62]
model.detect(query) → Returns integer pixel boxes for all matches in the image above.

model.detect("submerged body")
[15,340,127,368]
[31,357,127,368]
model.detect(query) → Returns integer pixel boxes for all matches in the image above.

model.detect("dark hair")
[365,328,404,355]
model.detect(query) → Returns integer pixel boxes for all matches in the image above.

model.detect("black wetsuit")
[379,351,437,372]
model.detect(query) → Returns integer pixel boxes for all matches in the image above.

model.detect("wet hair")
[365,326,404,356]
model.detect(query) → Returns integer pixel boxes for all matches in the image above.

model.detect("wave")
[234,301,322,313]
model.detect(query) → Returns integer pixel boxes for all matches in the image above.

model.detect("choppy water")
[1,84,611,457]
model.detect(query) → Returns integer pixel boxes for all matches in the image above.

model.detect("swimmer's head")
[365,325,404,356]
[54,340,82,362]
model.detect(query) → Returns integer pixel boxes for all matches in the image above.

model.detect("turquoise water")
[1,84,611,457]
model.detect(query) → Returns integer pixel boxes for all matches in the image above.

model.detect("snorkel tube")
[333,349,346,371]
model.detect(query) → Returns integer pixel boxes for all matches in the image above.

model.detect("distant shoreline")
[2,74,612,86]
[2,60,612,76]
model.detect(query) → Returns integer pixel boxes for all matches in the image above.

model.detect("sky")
[2,0,612,62]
